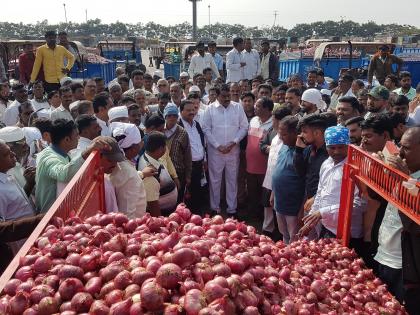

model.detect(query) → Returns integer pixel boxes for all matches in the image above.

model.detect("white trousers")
[275,212,299,244]
[263,206,275,232]
[208,146,239,213]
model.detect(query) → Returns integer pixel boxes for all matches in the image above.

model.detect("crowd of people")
[0,31,420,313]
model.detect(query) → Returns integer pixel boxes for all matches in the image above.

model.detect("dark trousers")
[246,173,265,214]
[186,160,204,214]
[237,150,247,206]
[177,174,186,205]
[43,82,61,93]
[401,231,420,315]
[376,263,404,303]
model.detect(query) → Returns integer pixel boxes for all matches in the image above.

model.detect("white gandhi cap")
[108,106,129,122]
[0,126,25,142]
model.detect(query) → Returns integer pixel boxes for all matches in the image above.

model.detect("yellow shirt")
[30,44,75,83]
[162,148,178,179]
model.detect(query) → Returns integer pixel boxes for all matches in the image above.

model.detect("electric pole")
[63,3,68,24]
[85,9,88,23]
[188,0,201,42]
[273,10,278,27]
[208,4,211,37]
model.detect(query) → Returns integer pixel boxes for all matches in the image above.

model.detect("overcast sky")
[1,0,419,29]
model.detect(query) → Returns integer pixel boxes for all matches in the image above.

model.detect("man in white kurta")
[226,37,245,83]
[202,85,249,215]
[242,38,261,81]
[188,42,220,79]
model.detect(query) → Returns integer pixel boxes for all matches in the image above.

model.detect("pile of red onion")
[0,204,406,314]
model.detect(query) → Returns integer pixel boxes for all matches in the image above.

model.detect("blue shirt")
[272,145,305,215]
[212,53,223,71]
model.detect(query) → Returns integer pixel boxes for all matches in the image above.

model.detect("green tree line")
[0,19,418,41]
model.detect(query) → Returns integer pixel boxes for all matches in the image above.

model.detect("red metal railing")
[0,151,105,293]
[337,145,420,246]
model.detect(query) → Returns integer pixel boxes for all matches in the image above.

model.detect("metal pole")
[208,5,211,37]
[192,0,197,41]
[85,9,88,22]
[63,3,68,24]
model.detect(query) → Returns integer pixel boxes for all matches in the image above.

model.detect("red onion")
[156,263,182,289]
[243,306,260,315]
[85,276,102,296]
[105,289,124,306]
[184,289,207,315]
[58,278,84,301]
[131,267,154,286]
[168,247,199,268]
[30,284,54,304]
[89,300,110,315]
[38,296,59,314]
[9,291,30,315]
[15,265,34,281]
[140,281,165,311]
[70,292,94,313]
[124,284,141,298]
[109,298,133,315]
[175,203,192,221]
[4,279,22,296]
[203,281,229,303]
[129,302,144,315]
[114,270,132,290]
[189,214,203,225]
[310,279,328,299]
[58,264,84,280]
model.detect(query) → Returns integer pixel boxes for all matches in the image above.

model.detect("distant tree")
[0,19,418,41]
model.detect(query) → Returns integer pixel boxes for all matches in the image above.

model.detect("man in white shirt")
[226,37,246,83]
[202,84,249,216]
[242,38,261,81]
[4,83,29,126]
[179,99,206,213]
[31,81,50,112]
[50,86,73,122]
[109,122,148,219]
[73,114,102,153]
[299,126,366,254]
[330,74,356,110]
[0,126,32,190]
[170,83,184,108]
[188,42,220,79]
[0,82,11,125]
[92,93,111,136]
[0,139,36,254]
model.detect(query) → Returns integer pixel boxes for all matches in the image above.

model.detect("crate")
[0,151,105,293]
[279,58,365,82]
[164,62,182,79]
[102,50,142,64]
[69,61,116,84]
[337,145,420,246]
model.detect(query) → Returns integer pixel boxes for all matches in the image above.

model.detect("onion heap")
[0,204,406,315]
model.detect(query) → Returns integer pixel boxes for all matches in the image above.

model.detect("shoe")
[262,230,274,239]
[210,209,221,217]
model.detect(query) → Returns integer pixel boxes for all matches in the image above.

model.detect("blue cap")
[324,126,350,146]
[163,104,179,118]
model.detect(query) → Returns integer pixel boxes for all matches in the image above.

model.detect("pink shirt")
[246,116,273,174]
